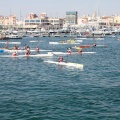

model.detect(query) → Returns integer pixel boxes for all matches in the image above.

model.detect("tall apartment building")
[66,11,78,25]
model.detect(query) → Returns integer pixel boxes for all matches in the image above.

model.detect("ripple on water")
[0,37,120,119]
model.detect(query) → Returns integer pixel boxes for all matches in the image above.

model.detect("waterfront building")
[48,18,64,29]
[66,11,78,25]
[23,13,64,30]
[23,13,50,30]
[27,13,38,19]
[40,13,47,19]
[23,17,50,29]
[0,16,4,25]
[1,15,17,29]
[113,16,120,27]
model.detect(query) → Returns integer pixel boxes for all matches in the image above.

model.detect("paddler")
[35,46,40,54]
[67,47,72,55]
[78,48,83,54]
[25,46,31,55]
[58,56,64,62]
[12,51,17,56]
[93,43,97,47]
[74,38,76,42]
[74,46,83,54]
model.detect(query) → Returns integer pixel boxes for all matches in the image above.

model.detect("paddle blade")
[0,50,4,53]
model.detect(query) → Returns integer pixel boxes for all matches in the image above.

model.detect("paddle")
[0,50,4,53]
[52,52,67,62]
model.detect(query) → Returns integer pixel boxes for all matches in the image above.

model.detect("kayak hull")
[48,52,96,55]
[44,60,83,69]
[1,49,52,53]
[0,54,53,58]
[49,42,80,44]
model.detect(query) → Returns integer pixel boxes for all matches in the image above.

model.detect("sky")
[0,0,120,20]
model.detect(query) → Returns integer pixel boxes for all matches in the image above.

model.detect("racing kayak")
[1,49,52,53]
[48,52,96,55]
[92,45,108,47]
[0,53,53,58]
[0,42,21,44]
[80,45,91,48]
[29,40,43,42]
[72,44,108,49]
[72,45,90,49]
[49,42,80,45]
[44,60,83,69]
[65,39,83,42]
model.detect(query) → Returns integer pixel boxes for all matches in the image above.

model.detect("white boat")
[88,38,104,40]
[49,42,80,45]
[72,44,107,49]
[3,49,52,53]
[44,60,83,69]
[0,53,53,58]
[0,42,21,44]
[7,35,22,39]
[65,39,83,42]
[29,40,43,42]
[76,40,83,42]
[92,45,108,47]
[48,52,96,55]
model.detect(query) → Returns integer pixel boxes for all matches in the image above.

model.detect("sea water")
[0,36,120,120]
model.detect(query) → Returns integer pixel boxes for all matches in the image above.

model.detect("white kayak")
[0,42,21,44]
[92,45,108,47]
[3,49,52,53]
[48,51,96,55]
[49,42,80,45]
[65,40,83,42]
[0,53,53,58]
[29,40,43,42]
[76,40,83,42]
[44,60,83,69]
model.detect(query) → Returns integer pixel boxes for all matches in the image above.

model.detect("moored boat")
[7,35,22,39]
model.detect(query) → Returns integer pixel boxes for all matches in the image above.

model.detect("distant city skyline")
[0,0,120,20]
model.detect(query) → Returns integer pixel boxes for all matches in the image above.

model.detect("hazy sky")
[0,0,120,20]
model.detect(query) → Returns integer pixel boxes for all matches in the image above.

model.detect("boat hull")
[44,60,83,69]
[0,54,53,58]
[48,52,96,55]
[49,42,80,45]
[1,49,52,53]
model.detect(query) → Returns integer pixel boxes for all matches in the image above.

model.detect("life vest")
[36,47,39,51]
[93,44,96,46]
[25,52,30,56]
[78,48,83,53]
[12,53,17,56]
[68,49,72,54]
[58,57,63,62]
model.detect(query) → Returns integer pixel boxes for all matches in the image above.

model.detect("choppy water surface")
[0,36,120,120]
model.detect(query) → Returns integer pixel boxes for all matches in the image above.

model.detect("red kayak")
[80,45,91,48]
